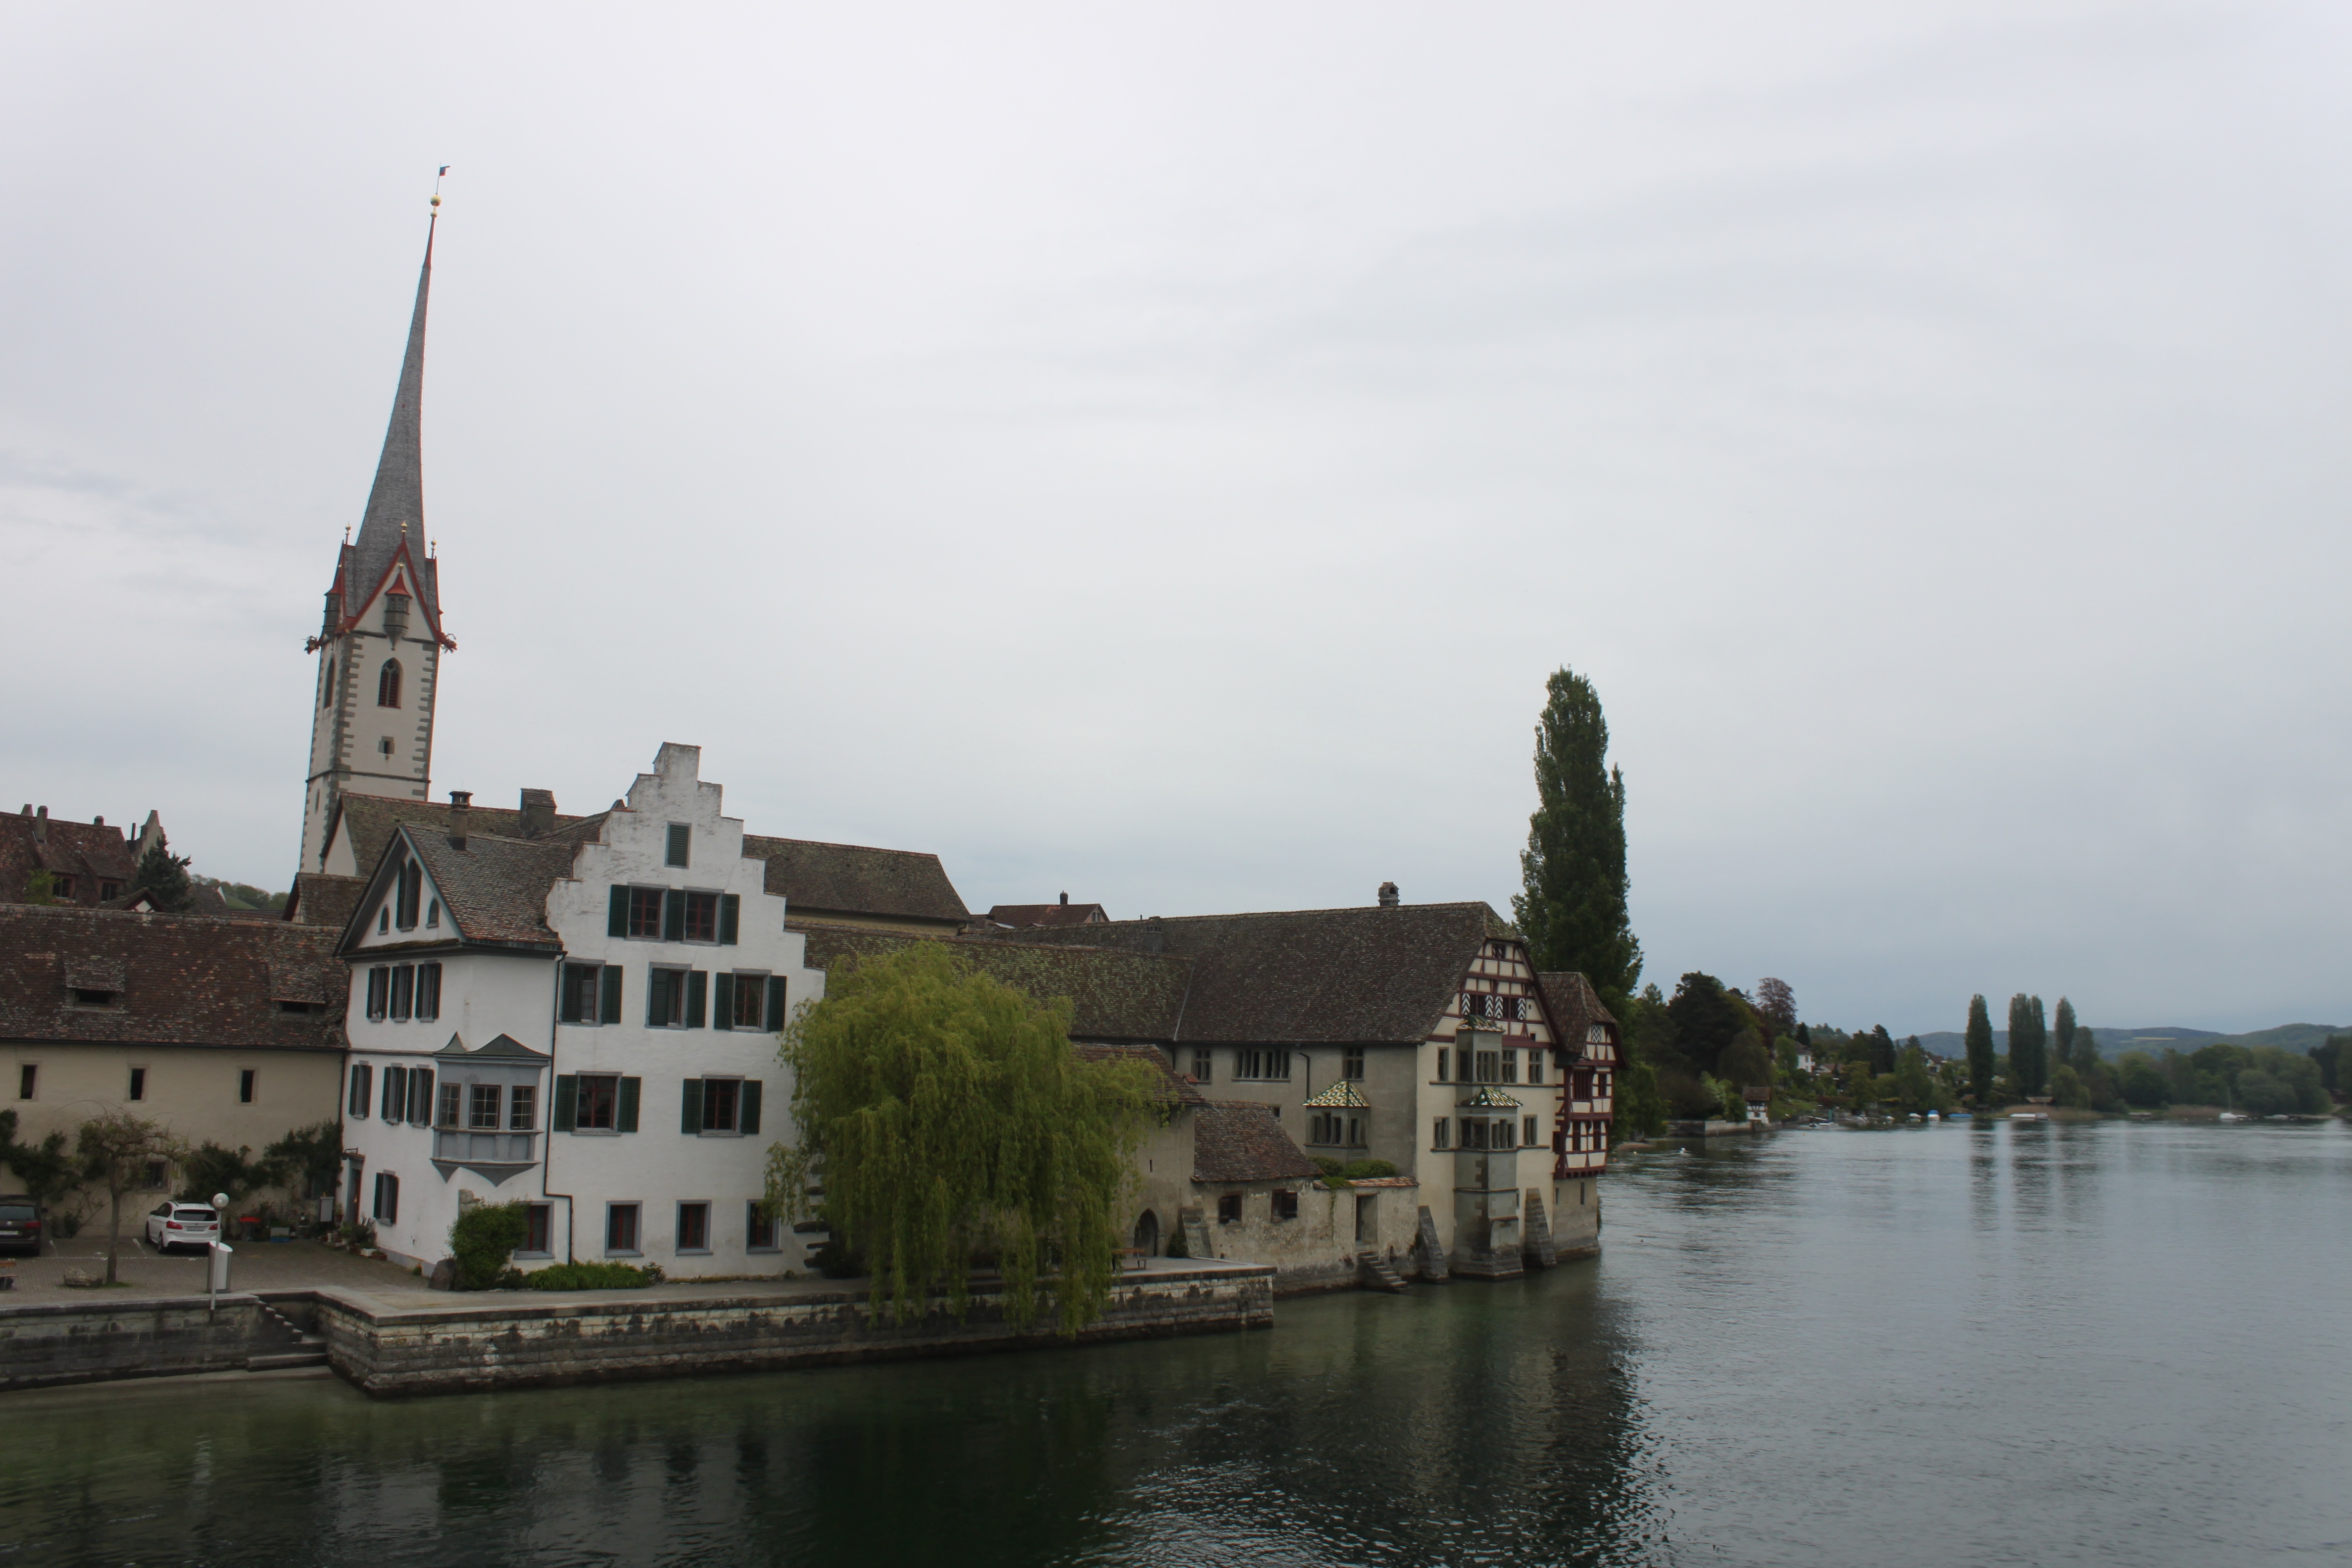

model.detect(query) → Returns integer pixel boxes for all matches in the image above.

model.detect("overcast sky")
[5,3,2348,1035]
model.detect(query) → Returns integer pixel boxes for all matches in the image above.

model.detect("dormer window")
[377,659,403,708]
[100,881,122,900]
[72,987,119,1008]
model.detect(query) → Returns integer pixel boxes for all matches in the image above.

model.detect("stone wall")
[1550,1174,1602,1259]
[0,1294,277,1391]
[317,1261,1274,1396]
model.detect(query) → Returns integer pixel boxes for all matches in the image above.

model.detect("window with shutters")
[1272,1190,1299,1221]
[677,1201,711,1253]
[561,962,625,1025]
[724,972,769,1030]
[703,1078,742,1133]
[389,965,414,1022]
[576,1075,619,1131]
[681,891,719,943]
[366,967,390,1021]
[348,1063,373,1118]
[1216,1194,1243,1224]
[647,967,702,1028]
[627,886,665,938]
[665,824,691,868]
[373,1171,399,1224]
[380,1066,406,1123]
[469,1084,502,1130]
[606,1202,640,1255]
[408,1067,433,1126]
[509,1084,537,1130]
[416,963,441,1022]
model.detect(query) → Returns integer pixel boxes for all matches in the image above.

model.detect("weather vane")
[432,164,449,213]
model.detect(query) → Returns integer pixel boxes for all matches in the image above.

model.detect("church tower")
[298,205,454,874]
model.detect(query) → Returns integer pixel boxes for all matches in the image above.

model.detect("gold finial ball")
[430,193,441,209]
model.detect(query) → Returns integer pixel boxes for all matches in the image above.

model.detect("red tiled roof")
[745,836,970,925]
[1192,1100,1321,1184]
[0,810,138,905]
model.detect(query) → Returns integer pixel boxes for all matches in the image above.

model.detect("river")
[1,1119,2343,1567]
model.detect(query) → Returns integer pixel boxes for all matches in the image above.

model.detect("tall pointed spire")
[348,208,436,621]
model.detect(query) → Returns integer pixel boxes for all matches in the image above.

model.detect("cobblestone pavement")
[0,1235,421,1304]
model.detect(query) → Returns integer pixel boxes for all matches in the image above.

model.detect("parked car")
[0,1194,42,1256]
[144,1202,220,1253]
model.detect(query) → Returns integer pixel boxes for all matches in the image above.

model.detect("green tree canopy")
[131,838,194,913]
[766,943,1160,1334]
[78,1110,190,1283]
[1512,666,1641,1020]
[1964,995,1996,1104]
[2054,997,2077,1066]
[1663,972,1744,1078]
[0,1109,79,1206]
[2009,994,2049,1099]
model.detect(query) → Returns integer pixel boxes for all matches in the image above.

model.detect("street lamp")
[208,1190,233,1313]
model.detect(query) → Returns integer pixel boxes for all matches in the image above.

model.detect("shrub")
[521,1261,661,1290]
[447,1200,531,1290]
[1339,1159,1397,1181]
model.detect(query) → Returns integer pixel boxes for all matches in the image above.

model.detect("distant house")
[986,894,1110,930]
[0,805,164,907]
[1744,1086,1772,1124]
[0,903,348,1214]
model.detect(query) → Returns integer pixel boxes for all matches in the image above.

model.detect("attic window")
[278,1001,323,1015]
[72,987,119,1008]
[100,881,122,901]
[53,876,77,900]
[665,824,691,868]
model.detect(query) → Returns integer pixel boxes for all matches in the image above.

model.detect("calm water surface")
[2,1120,2345,1567]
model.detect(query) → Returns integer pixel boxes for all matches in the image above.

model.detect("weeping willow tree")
[765,942,1159,1335]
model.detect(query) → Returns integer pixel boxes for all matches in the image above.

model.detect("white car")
[144,1202,220,1253]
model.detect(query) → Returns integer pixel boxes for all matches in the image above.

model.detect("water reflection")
[1,1121,2344,1568]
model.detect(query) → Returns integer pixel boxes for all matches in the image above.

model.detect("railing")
[433,1129,540,1165]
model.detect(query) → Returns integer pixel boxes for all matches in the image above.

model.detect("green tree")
[766,943,1159,1334]
[448,1200,531,1289]
[265,1122,345,1199]
[1664,973,1744,1078]
[1512,667,1642,1020]
[77,1111,190,1284]
[0,1110,80,1207]
[1612,1052,1668,1142]
[2054,997,2077,1068]
[1964,995,1996,1104]
[1718,1029,1774,1095]
[130,837,194,913]
[2009,994,2049,1099]
[1894,1043,1936,1113]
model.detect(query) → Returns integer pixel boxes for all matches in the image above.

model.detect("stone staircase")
[246,1297,328,1372]
[1522,1192,1559,1269]
[1356,1250,1409,1293]
[1178,1207,1216,1262]
[1415,1206,1449,1282]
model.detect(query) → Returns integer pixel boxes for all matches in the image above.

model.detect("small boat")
[1949,1112,1973,1122]
[2217,1112,2248,1124]
[2009,1112,2047,1122]
[1907,1113,1922,1123]
[1926,1111,1940,1123]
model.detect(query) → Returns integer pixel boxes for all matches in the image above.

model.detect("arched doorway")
[1132,1210,1160,1256]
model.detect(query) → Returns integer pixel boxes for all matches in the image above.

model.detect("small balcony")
[431,1127,541,1182]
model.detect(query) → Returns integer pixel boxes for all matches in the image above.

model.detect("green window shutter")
[646,968,670,1027]
[686,970,708,1029]
[765,976,787,1032]
[600,965,623,1025]
[712,972,735,1030]
[608,885,629,937]
[552,1075,578,1133]
[663,888,686,942]
[681,1078,704,1134]
[740,1079,762,1136]
[618,1076,641,1133]
[719,894,740,945]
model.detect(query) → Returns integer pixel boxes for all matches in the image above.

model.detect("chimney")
[1143,917,1166,955]
[518,788,556,839]
[1377,881,1399,908]
[448,790,472,849]
[34,805,47,844]
[1059,891,1069,906]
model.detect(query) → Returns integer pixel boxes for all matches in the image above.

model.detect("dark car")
[0,1195,43,1256]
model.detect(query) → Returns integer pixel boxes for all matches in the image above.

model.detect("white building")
[338,742,825,1277]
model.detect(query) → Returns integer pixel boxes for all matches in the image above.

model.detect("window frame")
[676,1200,712,1255]
[18,1063,37,1100]
[377,659,402,708]
[1216,1193,1243,1225]
[1272,1190,1299,1221]
[699,1077,742,1135]
[520,1203,554,1258]
[575,1074,621,1132]
[1190,1048,1212,1084]
[415,962,441,1022]
[238,1068,257,1105]
[509,1083,538,1131]
[468,1083,503,1130]
[389,964,414,1022]
[347,1063,373,1118]
[1234,1048,1291,1082]
[605,1201,642,1257]
[366,967,390,1021]
[664,824,691,868]
[127,1066,147,1102]
[746,1202,781,1252]
[1432,1117,1450,1149]
[1342,1047,1366,1080]
[437,1081,463,1128]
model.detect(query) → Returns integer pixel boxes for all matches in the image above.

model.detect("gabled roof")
[1457,1085,1522,1109]
[743,835,970,925]
[1303,1080,1371,1109]
[1005,902,1516,1045]
[436,1031,549,1062]
[1192,1101,1322,1183]
[286,872,368,930]
[1537,971,1620,1056]
[0,904,346,1052]
[1074,1042,1205,1105]
[327,794,599,880]
[0,810,137,905]
[342,826,577,955]
[795,925,1190,1043]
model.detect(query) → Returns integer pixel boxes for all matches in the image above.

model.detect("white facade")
[339,743,825,1279]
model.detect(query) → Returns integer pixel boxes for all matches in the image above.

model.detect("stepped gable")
[1536,971,1618,1051]
[1192,1100,1322,1183]
[795,924,1189,1044]
[286,872,368,930]
[331,794,599,877]
[0,809,138,905]
[1008,901,1514,1045]
[1074,1042,1206,1105]
[356,828,578,953]
[0,904,346,1051]
[743,835,970,926]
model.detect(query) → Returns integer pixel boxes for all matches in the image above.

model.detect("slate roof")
[743,835,970,925]
[287,873,368,930]
[364,828,579,954]
[988,902,1109,929]
[342,219,441,632]
[1073,1042,1205,1106]
[0,810,137,905]
[0,904,346,1052]
[795,925,1190,1043]
[1537,971,1620,1056]
[1303,1080,1371,1108]
[1004,902,1515,1045]
[1192,1100,1322,1184]
[330,794,597,878]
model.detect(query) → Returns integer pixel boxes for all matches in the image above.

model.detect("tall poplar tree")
[2054,997,2078,1069]
[1513,666,1641,1019]
[1964,995,1996,1105]
[2009,993,2049,1098]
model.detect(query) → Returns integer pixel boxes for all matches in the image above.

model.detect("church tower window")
[377,659,403,708]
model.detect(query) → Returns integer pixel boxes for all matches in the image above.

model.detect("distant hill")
[1908,1024,2339,1060]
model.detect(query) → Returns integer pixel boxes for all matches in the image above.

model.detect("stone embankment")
[0,1291,324,1392]
[319,1259,1272,1396]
